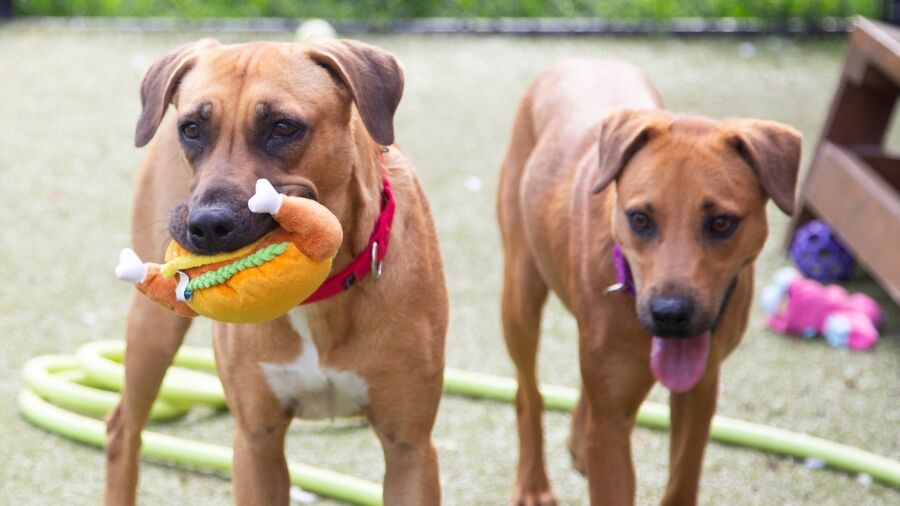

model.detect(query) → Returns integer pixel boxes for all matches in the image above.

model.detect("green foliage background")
[12,0,882,19]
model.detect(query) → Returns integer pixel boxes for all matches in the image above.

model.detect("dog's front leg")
[661,365,720,506]
[106,294,192,506]
[213,322,294,506]
[581,332,655,506]
[362,332,443,505]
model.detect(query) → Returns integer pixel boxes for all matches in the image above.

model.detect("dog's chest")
[259,307,369,420]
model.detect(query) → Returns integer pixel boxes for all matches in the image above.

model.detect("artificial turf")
[0,26,897,505]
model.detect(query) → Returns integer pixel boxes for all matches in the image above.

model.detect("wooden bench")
[787,16,900,305]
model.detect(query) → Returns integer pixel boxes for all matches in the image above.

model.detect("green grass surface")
[0,28,898,505]
[12,0,882,20]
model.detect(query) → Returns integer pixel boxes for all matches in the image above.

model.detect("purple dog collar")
[606,244,635,297]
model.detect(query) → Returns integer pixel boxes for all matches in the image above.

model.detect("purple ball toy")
[790,220,855,282]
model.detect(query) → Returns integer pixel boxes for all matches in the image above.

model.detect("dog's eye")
[271,121,300,139]
[180,122,200,140]
[707,215,739,239]
[627,211,655,236]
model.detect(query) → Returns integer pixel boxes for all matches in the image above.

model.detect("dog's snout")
[649,295,694,338]
[187,206,239,253]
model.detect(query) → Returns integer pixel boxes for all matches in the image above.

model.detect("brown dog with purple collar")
[498,59,800,504]
[105,39,447,505]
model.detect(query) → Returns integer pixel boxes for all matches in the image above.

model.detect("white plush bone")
[248,178,283,214]
[115,248,148,284]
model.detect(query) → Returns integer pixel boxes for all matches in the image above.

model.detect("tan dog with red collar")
[498,60,800,505]
[105,39,447,505]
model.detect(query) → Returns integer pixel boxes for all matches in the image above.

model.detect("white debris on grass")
[290,485,318,503]
[82,311,98,326]
[465,175,483,192]
[803,457,826,470]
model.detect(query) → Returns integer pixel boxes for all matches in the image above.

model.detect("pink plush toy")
[760,267,882,350]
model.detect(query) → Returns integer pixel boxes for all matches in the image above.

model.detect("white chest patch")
[259,307,370,420]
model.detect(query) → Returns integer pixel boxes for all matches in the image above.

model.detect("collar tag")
[371,241,383,281]
[605,282,626,295]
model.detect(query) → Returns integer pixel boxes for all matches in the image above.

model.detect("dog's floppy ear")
[722,119,802,215]
[593,109,671,194]
[307,39,404,146]
[135,39,219,148]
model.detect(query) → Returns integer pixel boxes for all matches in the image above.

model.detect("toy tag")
[175,272,191,302]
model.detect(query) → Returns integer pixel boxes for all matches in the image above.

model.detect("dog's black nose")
[187,206,239,253]
[649,295,694,338]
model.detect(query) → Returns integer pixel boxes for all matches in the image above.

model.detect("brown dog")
[105,39,448,505]
[498,59,800,505]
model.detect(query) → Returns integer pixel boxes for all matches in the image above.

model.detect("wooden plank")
[852,144,900,158]
[842,46,896,91]
[820,78,897,146]
[854,145,900,190]
[817,23,899,150]
[851,17,900,84]
[802,142,900,304]
[791,77,898,242]
[864,157,900,194]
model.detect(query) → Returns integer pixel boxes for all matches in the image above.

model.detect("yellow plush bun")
[162,231,333,324]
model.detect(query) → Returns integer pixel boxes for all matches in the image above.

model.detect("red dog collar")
[302,152,395,304]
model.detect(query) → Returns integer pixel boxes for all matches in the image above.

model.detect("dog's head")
[135,38,404,254]
[593,110,801,340]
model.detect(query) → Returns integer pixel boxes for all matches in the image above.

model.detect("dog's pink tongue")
[650,331,711,393]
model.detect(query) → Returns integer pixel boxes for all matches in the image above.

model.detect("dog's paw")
[115,248,148,284]
[511,486,558,506]
[248,178,282,214]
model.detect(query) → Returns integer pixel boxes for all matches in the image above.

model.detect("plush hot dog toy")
[115,179,342,324]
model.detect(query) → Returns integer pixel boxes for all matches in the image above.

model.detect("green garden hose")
[18,339,900,506]
[18,389,383,505]
[18,348,382,505]
[442,367,900,487]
